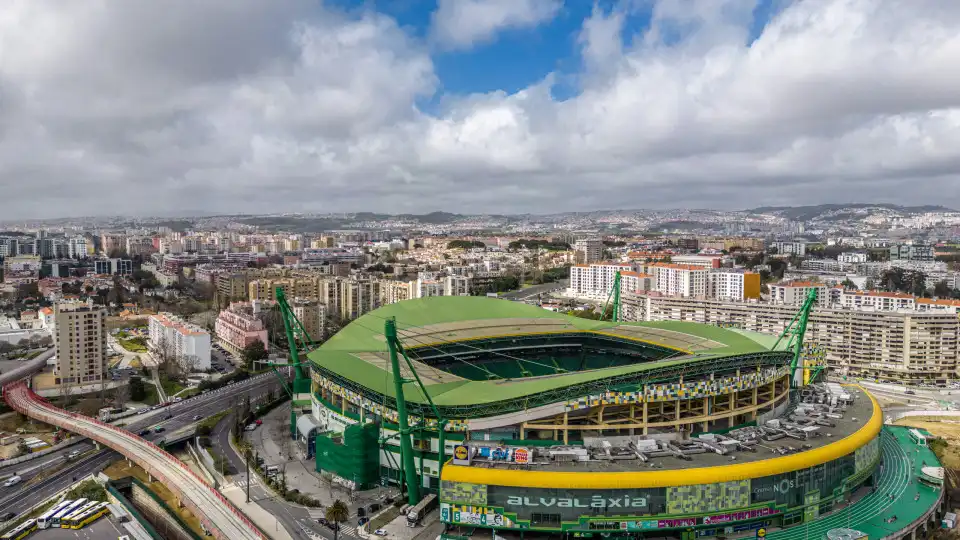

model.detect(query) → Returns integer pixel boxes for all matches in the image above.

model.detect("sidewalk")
[221,484,295,540]
[248,404,398,507]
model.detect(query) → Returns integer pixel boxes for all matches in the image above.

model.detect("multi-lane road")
[1,373,281,521]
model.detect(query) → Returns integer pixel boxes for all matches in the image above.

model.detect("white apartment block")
[838,252,868,264]
[769,281,828,306]
[53,299,107,385]
[148,312,212,371]
[836,290,915,311]
[707,270,761,301]
[568,263,634,299]
[622,294,960,383]
[416,278,445,298]
[649,264,708,298]
[669,255,722,268]
[68,236,88,259]
[771,241,807,256]
[444,275,472,296]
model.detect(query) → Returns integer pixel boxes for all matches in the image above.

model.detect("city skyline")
[1,0,959,219]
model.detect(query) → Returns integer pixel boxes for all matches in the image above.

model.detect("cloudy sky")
[2,0,959,219]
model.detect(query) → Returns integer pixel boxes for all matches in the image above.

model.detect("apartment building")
[573,238,603,264]
[771,241,807,256]
[648,264,708,298]
[769,281,828,306]
[568,262,634,299]
[708,270,761,301]
[217,272,252,302]
[3,255,42,284]
[619,271,654,295]
[622,294,960,383]
[837,290,915,311]
[148,312,212,371]
[53,299,107,385]
[93,258,133,276]
[890,243,935,262]
[248,277,320,302]
[339,278,382,320]
[381,280,416,305]
[214,301,270,356]
[838,252,868,264]
[670,255,722,268]
[291,299,327,341]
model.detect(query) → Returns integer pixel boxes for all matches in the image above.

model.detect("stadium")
[303,296,883,538]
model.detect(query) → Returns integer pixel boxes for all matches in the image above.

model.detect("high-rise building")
[291,299,326,341]
[53,299,107,385]
[573,238,603,264]
[648,264,708,298]
[568,262,634,299]
[67,236,88,259]
[707,270,761,301]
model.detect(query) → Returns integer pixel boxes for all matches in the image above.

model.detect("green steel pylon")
[275,287,313,394]
[602,271,622,322]
[772,287,818,387]
[384,317,448,507]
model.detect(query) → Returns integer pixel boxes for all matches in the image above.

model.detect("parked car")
[374,529,387,536]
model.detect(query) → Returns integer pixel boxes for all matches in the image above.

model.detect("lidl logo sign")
[453,444,470,465]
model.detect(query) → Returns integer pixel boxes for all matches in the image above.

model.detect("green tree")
[934,280,952,298]
[325,499,350,540]
[129,376,146,401]
[242,340,269,370]
[840,278,856,289]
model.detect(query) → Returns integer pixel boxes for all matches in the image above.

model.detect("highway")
[1,373,280,533]
[4,380,267,539]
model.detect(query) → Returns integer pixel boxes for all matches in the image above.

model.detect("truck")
[406,494,437,527]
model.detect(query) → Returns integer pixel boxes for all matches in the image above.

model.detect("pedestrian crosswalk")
[226,478,259,491]
[299,518,358,538]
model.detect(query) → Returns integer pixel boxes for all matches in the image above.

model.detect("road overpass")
[0,347,54,387]
[3,381,267,540]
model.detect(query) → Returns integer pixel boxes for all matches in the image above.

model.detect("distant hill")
[746,203,955,221]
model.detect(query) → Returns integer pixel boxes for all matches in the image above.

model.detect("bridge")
[3,381,267,540]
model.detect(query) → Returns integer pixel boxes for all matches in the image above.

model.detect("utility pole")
[246,450,251,503]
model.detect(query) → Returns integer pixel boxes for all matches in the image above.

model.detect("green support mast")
[601,271,622,322]
[385,317,421,506]
[772,287,819,387]
[275,287,313,394]
[384,317,449,507]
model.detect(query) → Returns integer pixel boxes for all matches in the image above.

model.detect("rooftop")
[442,385,879,485]
[310,296,792,409]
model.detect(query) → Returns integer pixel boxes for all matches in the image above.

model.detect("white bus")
[37,500,74,529]
[59,502,99,528]
[50,499,86,528]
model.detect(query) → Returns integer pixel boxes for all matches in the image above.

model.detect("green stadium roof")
[309,296,790,410]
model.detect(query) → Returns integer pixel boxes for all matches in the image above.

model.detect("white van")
[3,475,22,487]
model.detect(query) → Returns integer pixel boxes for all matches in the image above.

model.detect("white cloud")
[2,0,960,219]
[430,0,562,51]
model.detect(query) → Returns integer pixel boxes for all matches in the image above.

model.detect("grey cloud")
[2,0,960,219]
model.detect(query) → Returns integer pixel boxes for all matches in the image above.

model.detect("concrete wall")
[129,481,197,540]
